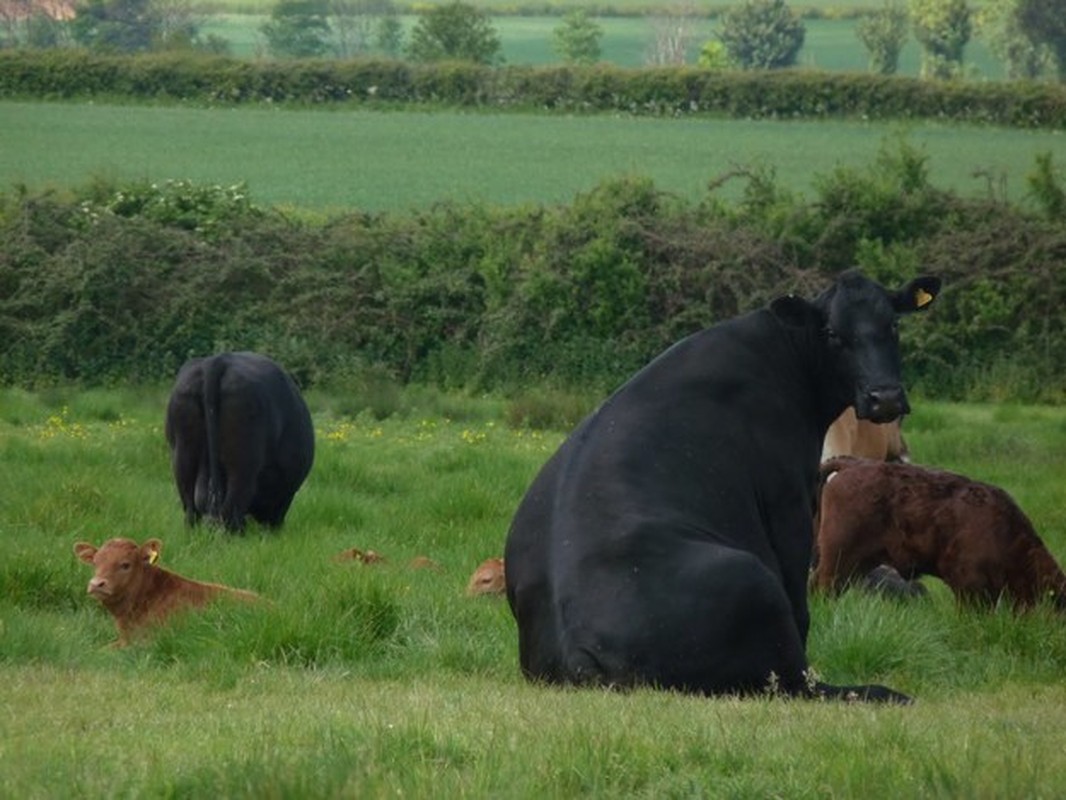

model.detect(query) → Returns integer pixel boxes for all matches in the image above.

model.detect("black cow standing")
[165,352,315,533]
[504,270,940,702]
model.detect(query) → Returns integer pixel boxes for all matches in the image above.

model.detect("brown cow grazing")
[74,538,259,646]
[822,406,908,463]
[813,458,1066,609]
[466,557,505,597]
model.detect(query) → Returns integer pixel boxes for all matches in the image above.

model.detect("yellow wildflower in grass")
[414,419,438,442]
[319,419,387,444]
[460,428,488,445]
[36,407,89,441]
[323,420,358,443]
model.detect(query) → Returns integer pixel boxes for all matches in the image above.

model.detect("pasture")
[3,100,1062,211]
[2,388,1066,796]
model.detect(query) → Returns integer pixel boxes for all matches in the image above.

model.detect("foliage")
[77,178,262,238]
[856,0,909,75]
[405,0,502,65]
[697,39,731,69]
[552,9,603,65]
[70,0,162,52]
[643,6,700,66]
[1026,152,1065,220]
[3,51,1066,129]
[3,153,1066,400]
[1015,0,1066,80]
[24,12,70,48]
[910,0,974,78]
[979,0,1056,80]
[66,0,227,54]
[717,0,806,70]
[260,0,332,58]
[328,0,400,58]
[376,13,403,55]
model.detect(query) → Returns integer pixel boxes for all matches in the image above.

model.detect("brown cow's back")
[814,458,1066,609]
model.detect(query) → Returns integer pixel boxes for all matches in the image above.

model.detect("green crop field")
[2,388,1066,796]
[199,14,1002,77]
[3,100,1060,212]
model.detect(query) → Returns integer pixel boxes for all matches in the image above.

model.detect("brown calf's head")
[466,557,506,596]
[74,538,162,605]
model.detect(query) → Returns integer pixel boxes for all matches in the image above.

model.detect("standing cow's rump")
[504,270,939,702]
[165,352,314,532]
[813,457,1066,609]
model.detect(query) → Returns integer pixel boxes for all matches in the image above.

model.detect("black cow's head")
[772,270,940,424]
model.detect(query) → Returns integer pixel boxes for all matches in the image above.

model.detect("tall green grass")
[2,388,1066,795]
[3,101,1059,212]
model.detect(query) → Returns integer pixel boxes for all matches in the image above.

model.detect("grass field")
[3,100,1061,212]
[2,388,1066,796]
[199,14,1002,77]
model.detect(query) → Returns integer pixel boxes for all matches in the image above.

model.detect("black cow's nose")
[861,387,909,422]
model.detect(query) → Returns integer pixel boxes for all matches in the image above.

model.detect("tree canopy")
[406,1,501,65]
[717,0,806,70]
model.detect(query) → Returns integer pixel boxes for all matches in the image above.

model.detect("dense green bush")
[405,0,503,65]
[2,50,1066,128]
[718,0,806,70]
[2,146,1066,402]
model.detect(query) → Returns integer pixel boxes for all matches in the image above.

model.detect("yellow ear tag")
[148,550,160,566]
[915,288,934,308]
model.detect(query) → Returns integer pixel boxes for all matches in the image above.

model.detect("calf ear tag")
[914,288,934,308]
[148,549,160,566]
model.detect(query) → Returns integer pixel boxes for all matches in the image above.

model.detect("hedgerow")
[2,50,1066,128]
[2,137,1065,402]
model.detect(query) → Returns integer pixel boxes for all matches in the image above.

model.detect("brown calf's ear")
[142,539,163,566]
[73,542,97,564]
[894,276,941,314]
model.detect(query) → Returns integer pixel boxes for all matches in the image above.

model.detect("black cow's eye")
[826,328,844,346]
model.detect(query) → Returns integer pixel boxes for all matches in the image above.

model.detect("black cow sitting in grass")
[504,270,939,702]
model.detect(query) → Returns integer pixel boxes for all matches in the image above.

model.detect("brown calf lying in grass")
[466,557,505,597]
[333,546,386,565]
[813,457,1066,609]
[74,537,260,646]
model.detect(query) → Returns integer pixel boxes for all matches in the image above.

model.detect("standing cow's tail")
[202,355,228,520]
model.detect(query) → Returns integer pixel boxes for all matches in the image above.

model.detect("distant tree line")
[1,0,1063,80]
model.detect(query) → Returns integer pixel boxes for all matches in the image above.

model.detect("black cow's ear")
[893,276,941,314]
[770,295,822,328]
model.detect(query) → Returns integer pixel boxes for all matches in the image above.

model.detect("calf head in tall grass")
[74,537,259,646]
